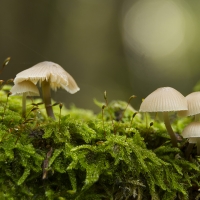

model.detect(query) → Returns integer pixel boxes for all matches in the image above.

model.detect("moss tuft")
[0,85,199,200]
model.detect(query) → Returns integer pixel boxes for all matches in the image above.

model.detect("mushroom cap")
[14,61,80,94]
[139,87,187,112]
[10,81,40,96]
[182,122,200,138]
[178,92,200,117]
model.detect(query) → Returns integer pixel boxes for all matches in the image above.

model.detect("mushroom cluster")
[139,87,188,147]
[178,92,200,155]
[10,62,200,155]
[11,61,80,119]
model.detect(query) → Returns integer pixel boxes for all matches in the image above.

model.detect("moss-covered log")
[0,85,199,200]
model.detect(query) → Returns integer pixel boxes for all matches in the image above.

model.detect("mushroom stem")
[185,143,195,160]
[195,114,200,121]
[163,112,178,147]
[22,93,27,118]
[196,138,200,155]
[41,80,55,119]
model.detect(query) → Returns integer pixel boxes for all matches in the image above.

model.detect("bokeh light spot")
[123,0,185,57]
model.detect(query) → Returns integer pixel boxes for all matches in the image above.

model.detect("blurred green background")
[0,0,200,112]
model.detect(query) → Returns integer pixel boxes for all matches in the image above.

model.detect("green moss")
[0,85,199,200]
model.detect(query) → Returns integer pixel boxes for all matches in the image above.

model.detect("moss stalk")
[22,93,27,118]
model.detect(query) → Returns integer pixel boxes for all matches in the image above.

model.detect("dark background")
[1,0,200,112]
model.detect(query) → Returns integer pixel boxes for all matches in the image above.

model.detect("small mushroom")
[139,87,187,147]
[182,122,200,155]
[14,61,80,119]
[10,80,40,117]
[177,92,200,158]
[178,92,200,121]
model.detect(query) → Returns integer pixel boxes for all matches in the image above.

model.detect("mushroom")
[182,122,200,155]
[177,92,200,157]
[13,61,80,119]
[139,87,187,147]
[178,92,200,121]
[10,80,40,117]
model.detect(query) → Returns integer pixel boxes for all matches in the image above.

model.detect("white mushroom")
[139,87,187,147]
[178,92,200,121]
[14,61,80,119]
[182,122,200,155]
[10,81,40,117]
[176,92,200,157]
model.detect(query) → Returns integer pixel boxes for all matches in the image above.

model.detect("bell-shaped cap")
[139,87,187,112]
[10,81,40,96]
[14,61,80,94]
[182,122,200,138]
[178,92,200,117]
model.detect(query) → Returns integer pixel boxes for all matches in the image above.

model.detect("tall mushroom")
[139,87,187,147]
[13,61,80,119]
[10,80,40,117]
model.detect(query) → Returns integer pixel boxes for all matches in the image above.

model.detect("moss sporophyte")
[0,60,200,200]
